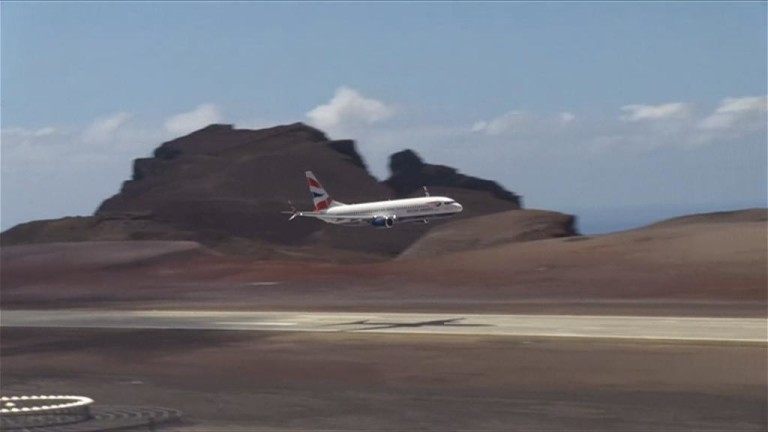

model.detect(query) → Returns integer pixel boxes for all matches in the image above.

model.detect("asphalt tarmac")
[2,310,765,343]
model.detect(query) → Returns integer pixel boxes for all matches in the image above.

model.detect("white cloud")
[2,126,71,171]
[2,112,167,173]
[2,126,60,138]
[4,96,764,231]
[559,112,576,125]
[306,87,395,135]
[620,102,692,122]
[3,139,69,165]
[697,96,767,131]
[2,113,173,229]
[164,103,222,136]
[34,127,58,137]
[471,111,532,135]
[464,98,765,156]
[470,111,576,136]
[82,112,133,144]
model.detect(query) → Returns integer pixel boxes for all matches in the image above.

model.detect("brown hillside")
[0,209,764,316]
[388,209,767,304]
[644,208,767,228]
[385,149,522,219]
[399,209,578,259]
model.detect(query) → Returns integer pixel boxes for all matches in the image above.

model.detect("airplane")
[283,171,463,228]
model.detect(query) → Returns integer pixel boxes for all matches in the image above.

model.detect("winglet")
[282,201,299,220]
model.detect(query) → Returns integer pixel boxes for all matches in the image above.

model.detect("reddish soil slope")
[1,210,764,316]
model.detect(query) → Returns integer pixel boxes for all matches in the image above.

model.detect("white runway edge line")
[1,310,766,343]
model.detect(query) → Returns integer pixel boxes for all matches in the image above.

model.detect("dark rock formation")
[384,150,522,219]
[91,122,409,257]
[386,150,521,203]
[2,123,568,261]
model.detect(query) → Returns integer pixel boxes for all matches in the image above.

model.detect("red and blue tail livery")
[306,171,337,211]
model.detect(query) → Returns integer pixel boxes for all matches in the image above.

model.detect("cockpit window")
[445,200,455,205]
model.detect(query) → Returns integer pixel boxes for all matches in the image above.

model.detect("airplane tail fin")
[305,171,344,211]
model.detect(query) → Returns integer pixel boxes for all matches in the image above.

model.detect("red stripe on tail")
[315,198,333,211]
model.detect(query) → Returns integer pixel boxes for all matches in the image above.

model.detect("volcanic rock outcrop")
[2,123,573,260]
[386,150,522,219]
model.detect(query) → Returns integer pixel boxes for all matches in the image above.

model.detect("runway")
[2,310,765,343]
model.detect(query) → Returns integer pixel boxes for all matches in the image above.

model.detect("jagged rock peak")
[389,149,426,174]
[385,149,521,206]
[271,122,329,142]
[149,122,333,160]
[179,122,326,138]
[196,123,235,132]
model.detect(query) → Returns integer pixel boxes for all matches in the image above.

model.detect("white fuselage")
[321,196,463,226]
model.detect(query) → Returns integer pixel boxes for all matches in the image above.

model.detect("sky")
[2,2,766,233]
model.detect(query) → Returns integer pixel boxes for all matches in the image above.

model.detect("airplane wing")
[281,210,376,222]
[282,202,396,227]
[287,211,364,220]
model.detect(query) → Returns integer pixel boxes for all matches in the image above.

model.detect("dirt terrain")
[1,210,765,431]
[1,209,764,317]
[1,327,765,431]
[399,209,576,258]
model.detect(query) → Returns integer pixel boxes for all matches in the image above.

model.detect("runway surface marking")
[2,310,766,343]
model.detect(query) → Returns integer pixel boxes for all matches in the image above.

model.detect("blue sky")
[2,2,766,233]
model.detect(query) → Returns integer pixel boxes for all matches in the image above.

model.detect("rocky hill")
[385,150,522,218]
[1,123,573,260]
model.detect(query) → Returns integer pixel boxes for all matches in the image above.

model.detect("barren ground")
[2,217,765,317]
[1,327,765,431]
[1,212,765,430]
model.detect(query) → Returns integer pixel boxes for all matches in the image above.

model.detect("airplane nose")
[456,203,463,212]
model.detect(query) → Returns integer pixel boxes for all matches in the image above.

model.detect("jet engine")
[371,215,395,228]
